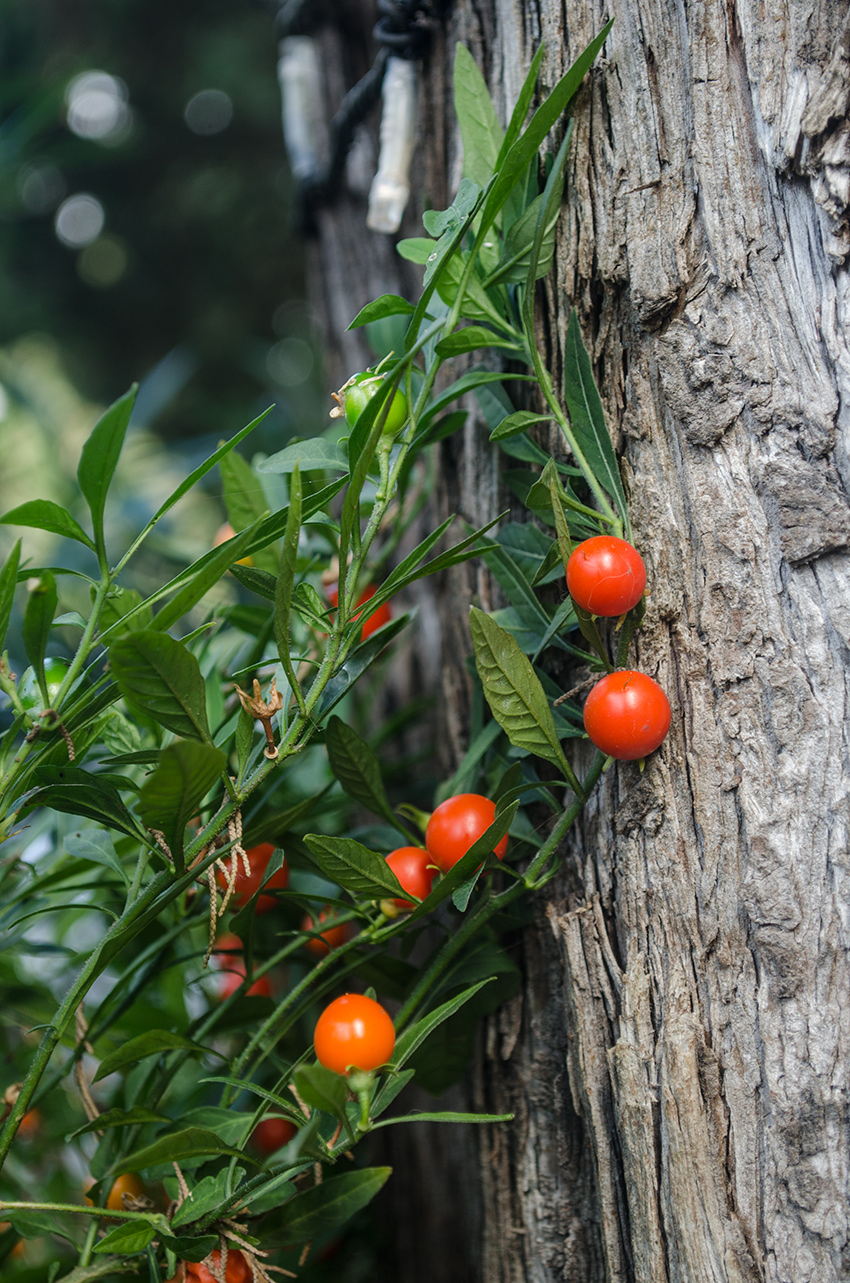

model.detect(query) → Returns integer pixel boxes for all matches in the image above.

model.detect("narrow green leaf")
[469,606,572,776]
[393,979,494,1067]
[22,571,57,702]
[67,1107,170,1141]
[92,1221,157,1256]
[0,500,95,550]
[235,705,254,784]
[497,44,546,172]
[262,1168,391,1248]
[373,1109,514,1128]
[138,740,226,867]
[489,410,552,441]
[108,630,211,743]
[479,22,613,235]
[478,540,555,638]
[562,310,629,532]
[64,828,130,886]
[258,438,347,475]
[274,463,301,690]
[303,834,407,901]
[77,385,137,554]
[93,1030,215,1083]
[497,523,563,586]
[435,327,522,359]
[416,369,535,433]
[0,538,21,650]
[116,407,272,572]
[324,716,402,831]
[311,613,411,720]
[98,585,153,637]
[151,521,259,634]
[105,1127,255,1176]
[348,294,414,329]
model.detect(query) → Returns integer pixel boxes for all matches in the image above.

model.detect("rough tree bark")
[300,2,850,1281]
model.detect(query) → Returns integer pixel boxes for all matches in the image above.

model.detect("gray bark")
[302,2,850,1280]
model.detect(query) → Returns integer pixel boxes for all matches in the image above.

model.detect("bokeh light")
[54,194,105,248]
[184,89,233,135]
[18,163,67,215]
[65,71,133,144]
[77,236,129,287]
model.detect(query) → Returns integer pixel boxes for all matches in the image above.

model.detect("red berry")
[566,536,646,616]
[425,794,508,874]
[582,670,671,760]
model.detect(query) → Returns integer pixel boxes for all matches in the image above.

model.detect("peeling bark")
[304,2,850,1280]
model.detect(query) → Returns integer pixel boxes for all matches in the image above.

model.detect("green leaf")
[497,44,545,172]
[393,979,494,1067]
[220,449,277,575]
[324,716,401,831]
[311,612,411,720]
[0,499,95,551]
[274,463,301,689]
[105,1127,254,1176]
[303,834,407,901]
[395,237,434,265]
[22,571,57,702]
[348,294,414,329]
[138,740,226,867]
[25,765,147,842]
[98,585,153,637]
[435,326,522,359]
[292,1063,350,1124]
[67,1107,171,1140]
[159,1233,220,1261]
[435,252,515,329]
[405,181,486,349]
[94,1030,214,1082]
[151,520,260,634]
[0,538,21,650]
[469,607,572,777]
[170,1168,240,1228]
[92,1221,157,1256]
[478,540,557,640]
[454,43,504,189]
[77,385,137,555]
[373,1109,513,1129]
[108,630,211,743]
[258,438,348,474]
[479,22,613,235]
[489,410,552,441]
[496,523,563,586]
[262,1167,391,1248]
[228,564,278,602]
[115,407,272,572]
[179,1108,255,1146]
[563,309,629,532]
[64,828,130,885]
[292,580,330,631]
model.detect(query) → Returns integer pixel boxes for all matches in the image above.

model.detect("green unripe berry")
[343,375,408,437]
[19,658,70,711]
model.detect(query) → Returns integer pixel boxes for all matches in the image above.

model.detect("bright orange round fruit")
[582,670,671,760]
[313,993,396,1075]
[425,793,508,873]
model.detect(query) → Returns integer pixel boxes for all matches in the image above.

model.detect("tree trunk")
[302,2,850,1280]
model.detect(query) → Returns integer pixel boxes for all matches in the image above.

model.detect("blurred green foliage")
[0,0,323,444]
